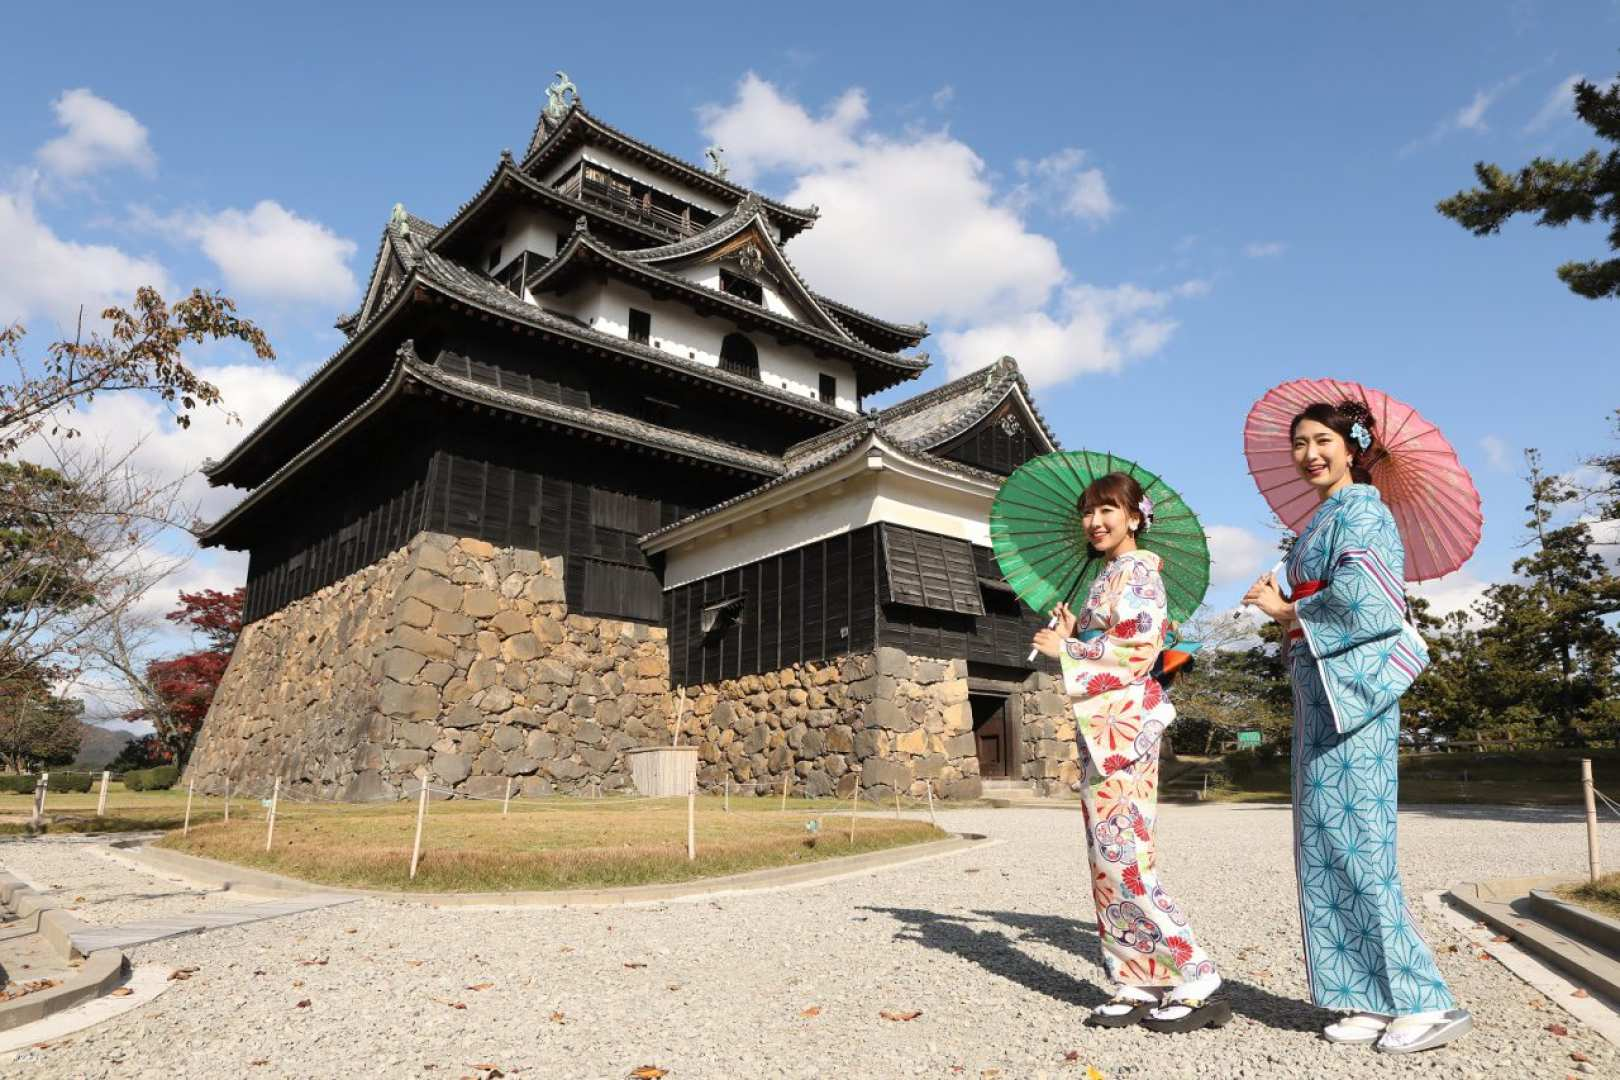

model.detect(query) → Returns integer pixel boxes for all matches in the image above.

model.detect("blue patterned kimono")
[1285,484,1455,1015]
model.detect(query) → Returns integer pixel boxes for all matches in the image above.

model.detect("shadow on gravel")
[1396,804,1601,824]
[863,905,1332,1032]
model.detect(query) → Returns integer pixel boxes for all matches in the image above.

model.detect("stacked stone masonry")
[187,532,1080,802]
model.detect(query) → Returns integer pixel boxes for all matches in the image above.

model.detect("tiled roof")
[639,422,1005,546]
[522,104,817,238]
[812,294,928,351]
[866,355,1060,452]
[201,342,783,545]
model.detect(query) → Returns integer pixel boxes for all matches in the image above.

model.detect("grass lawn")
[0,784,221,835]
[1557,871,1620,921]
[1205,748,1615,806]
[156,794,946,893]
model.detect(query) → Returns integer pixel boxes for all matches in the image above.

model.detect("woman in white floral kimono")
[1033,472,1227,1034]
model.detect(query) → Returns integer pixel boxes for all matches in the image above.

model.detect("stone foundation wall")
[1018,673,1081,794]
[678,646,984,801]
[187,532,671,800]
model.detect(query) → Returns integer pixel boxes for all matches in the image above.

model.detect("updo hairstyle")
[1289,399,1383,484]
[1077,471,1150,533]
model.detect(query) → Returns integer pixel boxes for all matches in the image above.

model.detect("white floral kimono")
[1059,550,1217,988]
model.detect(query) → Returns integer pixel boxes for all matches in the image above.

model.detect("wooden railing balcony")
[556,172,707,240]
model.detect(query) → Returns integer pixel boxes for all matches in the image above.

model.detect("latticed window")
[719,333,759,379]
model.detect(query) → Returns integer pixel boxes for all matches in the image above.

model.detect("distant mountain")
[73,723,135,769]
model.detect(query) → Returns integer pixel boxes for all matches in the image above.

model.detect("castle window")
[719,269,763,305]
[818,374,837,406]
[719,333,759,380]
[628,308,651,345]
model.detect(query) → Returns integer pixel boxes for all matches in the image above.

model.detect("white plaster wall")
[503,207,562,265]
[661,467,993,587]
[544,279,858,412]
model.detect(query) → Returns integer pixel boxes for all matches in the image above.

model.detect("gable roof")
[526,227,929,388]
[522,104,818,241]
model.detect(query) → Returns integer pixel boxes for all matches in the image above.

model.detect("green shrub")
[0,774,37,794]
[124,765,180,791]
[47,771,94,794]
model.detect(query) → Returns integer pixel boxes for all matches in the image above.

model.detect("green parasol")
[990,450,1211,625]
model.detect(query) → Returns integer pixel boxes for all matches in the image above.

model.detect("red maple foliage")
[122,589,243,766]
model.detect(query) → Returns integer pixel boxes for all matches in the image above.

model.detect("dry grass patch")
[1557,871,1620,921]
[0,785,222,834]
[159,795,946,892]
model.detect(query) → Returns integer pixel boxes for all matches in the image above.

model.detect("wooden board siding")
[879,524,984,615]
[667,525,1048,685]
[239,396,751,626]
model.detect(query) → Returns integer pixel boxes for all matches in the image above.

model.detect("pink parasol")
[1244,378,1483,582]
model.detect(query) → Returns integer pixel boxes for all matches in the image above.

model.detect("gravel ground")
[5,802,1618,1080]
[0,838,237,927]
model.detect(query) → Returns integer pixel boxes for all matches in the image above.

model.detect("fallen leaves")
[880,1009,923,1022]
[250,1060,269,1067]
[1572,1051,1592,1063]
[167,967,199,982]
[1491,934,1510,943]
[629,1068,667,1079]
[344,928,357,934]
[466,983,494,992]
[431,998,468,1010]
[295,999,311,1009]
[549,1011,566,1024]
[1,978,62,1002]
[1572,988,1590,999]
[297,957,328,967]
[109,988,134,998]
[1548,1022,1570,1037]
[623,962,647,970]
[800,1006,822,1018]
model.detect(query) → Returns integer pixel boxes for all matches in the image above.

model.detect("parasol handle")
[1028,614,1060,663]
[1238,560,1288,622]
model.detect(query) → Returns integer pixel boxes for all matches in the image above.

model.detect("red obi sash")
[1285,580,1325,641]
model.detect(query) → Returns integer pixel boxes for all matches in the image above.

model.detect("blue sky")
[3,2,1618,705]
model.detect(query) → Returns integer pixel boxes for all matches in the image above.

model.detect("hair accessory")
[1138,495,1155,531]
[1350,421,1372,450]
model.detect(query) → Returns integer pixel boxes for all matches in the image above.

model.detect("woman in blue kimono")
[1243,400,1471,1054]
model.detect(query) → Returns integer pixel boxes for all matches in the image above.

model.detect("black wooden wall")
[239,396,752,626]
[666,523,1051,686]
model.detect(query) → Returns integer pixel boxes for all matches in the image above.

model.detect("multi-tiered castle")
[186,74,1083,802]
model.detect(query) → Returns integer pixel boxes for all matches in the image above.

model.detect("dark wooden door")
[972,694,1010,779]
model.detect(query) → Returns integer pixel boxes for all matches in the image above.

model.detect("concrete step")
[1446,877,1620,1004]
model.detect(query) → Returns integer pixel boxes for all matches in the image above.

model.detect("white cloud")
[1015,148,1117,224]
[0,188,171,331]
[1205,525,1276,588]
[155,200,358,305]
[1243,241,1286,258]
[931,85,955,111]
[1401,74,1523,155]
[36,88,156,179]
[1409,570,1491,621]
[699,74,1191,391]
[936,283,1179,388]
[1524,73,1585,133]
[1479,434,1512,472]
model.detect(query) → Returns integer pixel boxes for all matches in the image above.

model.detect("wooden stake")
[926,779,936,828]
[409,782,429,880]
[895,788,902,818]
[781,772,790,812]
[183,778,195,837]
[1583,758,1602,883]
[848,770,859,843]
[503,777,513,817]
[686,789,696,861]
[264,777,280,853]
[96,770,110,817]
[724,776,730,813]
[30,772,48,828]
[224,777,231,823]
[672,686,687,748]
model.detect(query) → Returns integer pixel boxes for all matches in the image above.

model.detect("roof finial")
[543,70,579,127]
[704,144,729,180]
[574,214,590,236]
[390,202,411,238]
[500,147,514,164]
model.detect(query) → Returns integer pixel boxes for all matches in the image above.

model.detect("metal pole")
[97,770,110,817]
[409,783,429,879]
[183,778,194,837]
[265,777,280,853]
[1583,758,1602,883]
